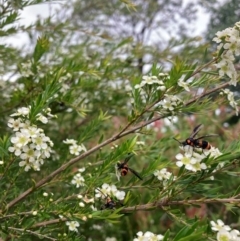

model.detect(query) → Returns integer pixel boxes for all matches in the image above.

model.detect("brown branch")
[13,197,240,230]
[5,81,230,210]
[122,198,240,213]
[7,227,57,241]
[31,218,67,229]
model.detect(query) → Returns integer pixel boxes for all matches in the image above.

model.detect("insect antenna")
[173,137,182,145]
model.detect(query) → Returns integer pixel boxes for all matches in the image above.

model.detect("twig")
[7,227,57,241]
[121,198,240,213]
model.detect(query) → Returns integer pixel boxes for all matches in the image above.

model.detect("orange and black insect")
[117,153,143,180]
[173,124,217,150]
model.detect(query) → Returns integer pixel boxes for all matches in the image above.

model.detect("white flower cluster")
[8,107,54,171]
[63,139,87,156]
[220,89,239,116]
[133,231,163,241]
[95,183,125,201]
[66,220,80,233]
[211,219,240,241]
[159,94,183,113]
[213,21,240,86]
[71,168,86,188]
[153,168,172,181]
[20,61,34,77]
[175,146,222,172]
[134,74,167,91]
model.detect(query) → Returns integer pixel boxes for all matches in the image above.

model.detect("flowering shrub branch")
[1,1,240,240]
[5,80,231,211]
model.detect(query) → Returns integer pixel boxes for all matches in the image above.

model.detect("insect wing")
[190,124,202,138]
[128,167,143,180]
[123,153,134,164]
[195,134,218,141]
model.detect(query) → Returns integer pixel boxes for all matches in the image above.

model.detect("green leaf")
[33,36,50,62]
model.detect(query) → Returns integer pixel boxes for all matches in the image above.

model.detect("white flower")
[217,229,231,241]
[36,114,48,124]
[134,231,163,241]
[178,76,190,92]
[142,75,159,85]
[82,196,94,203]
[8,118,22,131]
[66,221,80,232]
[11,132,30,148]
[134,75,166,91]
[175,152,206,172]
[95,183,111,199]
[71,173,85,188]
[32,211,37,216]
[115,190,125,201]
[43,192,48,197]
[230,229,240,240]
[78,167,85,173]
[153,168,172,181]
[10,107,30,117]
[20,61,34,77]
[20,145,40,162]
[63,139,77,145]
[213,23,240,86]
[208,147,222,158]
[95,183,125,201]
[159,94,183,113]
[136,141,145,146]
[106,237,117,241]
[19,159,32,172]
[221,89,239,116]
[79,202,85,207]
[8,144,22,156]
[211,219,231,232]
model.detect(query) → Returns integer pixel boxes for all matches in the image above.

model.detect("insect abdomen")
[195,140,211,150]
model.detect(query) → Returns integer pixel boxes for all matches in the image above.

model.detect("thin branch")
[31,218,67,228]
[122,198,240,213]
[7,227,57,241]
[13,197,240,229]
[5,81,230,210]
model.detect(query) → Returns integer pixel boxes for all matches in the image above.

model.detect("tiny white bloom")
[63,139,77,145]
[66,221,80,232]
[71,173,85,188]
[79,202,85,207]
[32,211,37,216]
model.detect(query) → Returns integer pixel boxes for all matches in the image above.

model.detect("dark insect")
[117,153,143,180]
[96,189,117,210]
[102,196,124,210]
[173,124,218,151]
[103,196,116,210]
